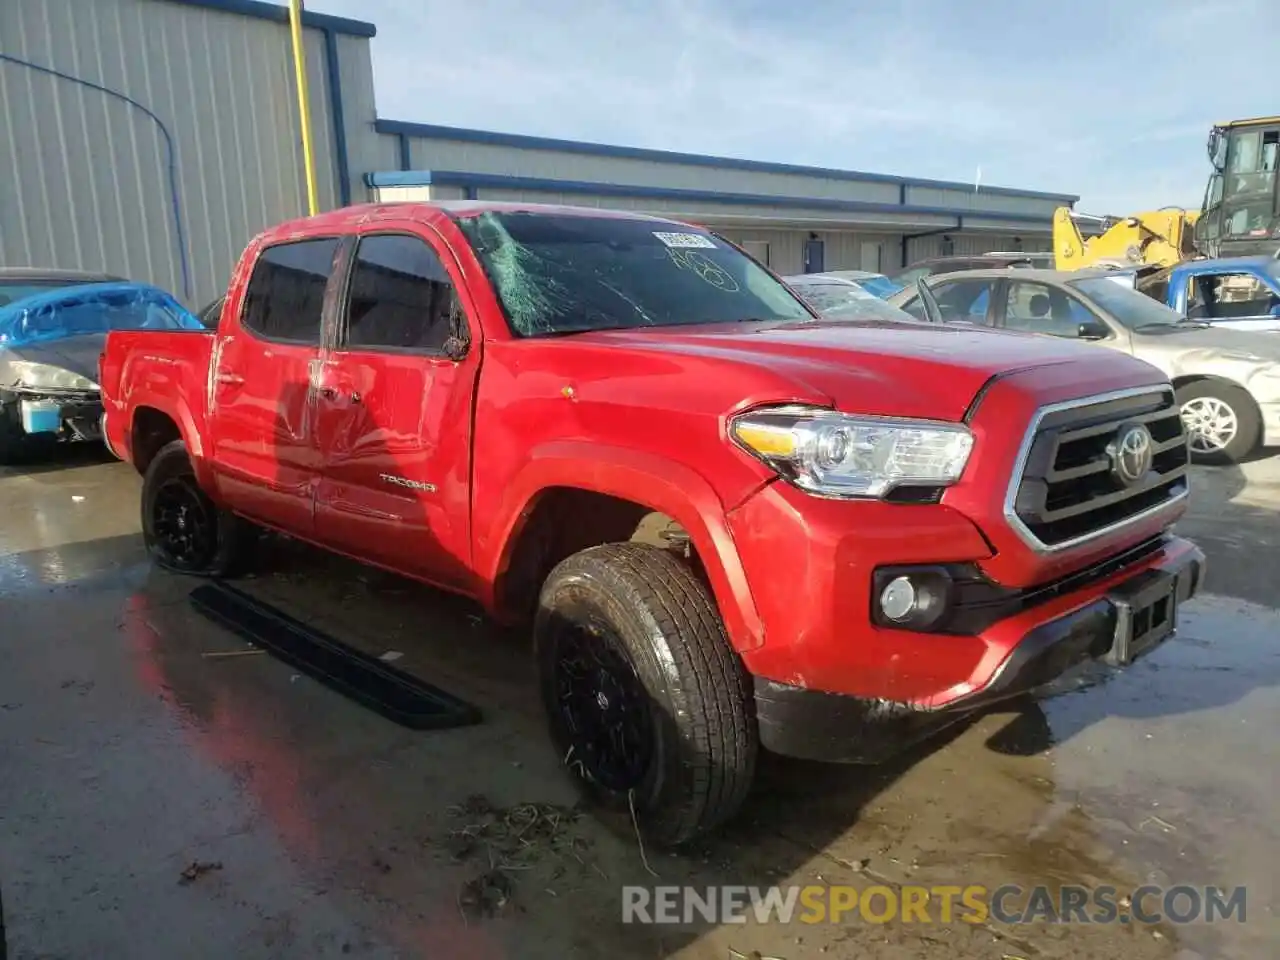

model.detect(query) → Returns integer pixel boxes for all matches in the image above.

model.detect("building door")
[803,238,825,273]
[860,241,883,272]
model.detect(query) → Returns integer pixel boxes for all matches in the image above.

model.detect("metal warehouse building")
[0,0,1077,308]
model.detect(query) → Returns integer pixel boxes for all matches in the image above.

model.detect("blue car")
[0,270,204,463]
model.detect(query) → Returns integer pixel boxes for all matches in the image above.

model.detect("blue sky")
[313,0,1278,212]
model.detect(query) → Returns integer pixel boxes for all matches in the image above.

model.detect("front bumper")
[1,388,103,441]
[754,538,1204,764]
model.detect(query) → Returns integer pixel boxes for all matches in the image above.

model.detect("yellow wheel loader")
[1053,116,1280,272]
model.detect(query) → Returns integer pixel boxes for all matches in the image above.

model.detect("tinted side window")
[1003,281,1095,338]
[344,234,465,351]
[241,238,340,344]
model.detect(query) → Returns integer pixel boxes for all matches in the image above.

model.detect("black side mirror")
[442,297,471,360]
[1077,319,1109,340]
[442,335,469,361]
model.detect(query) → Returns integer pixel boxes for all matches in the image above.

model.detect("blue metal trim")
[322,29,351,206]
[373,119,1078,203]
[363,170,1053,226]
[398,134,412,172]
[162,0,376,37]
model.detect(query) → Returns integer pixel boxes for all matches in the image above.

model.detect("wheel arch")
[481,443,765,652]
[128,400,209,485]
[1172,373,1264,454]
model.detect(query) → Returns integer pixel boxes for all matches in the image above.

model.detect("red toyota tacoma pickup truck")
[99,202,1204,846]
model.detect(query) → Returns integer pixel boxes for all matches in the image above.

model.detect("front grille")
[1008,387,1189,549]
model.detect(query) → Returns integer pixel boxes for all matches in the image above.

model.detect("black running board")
[189,582,482,731]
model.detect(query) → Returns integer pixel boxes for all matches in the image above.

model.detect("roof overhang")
[162,0,376,37]
[366,171,1055,233]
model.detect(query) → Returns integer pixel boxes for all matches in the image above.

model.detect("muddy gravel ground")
[1,446,1277,959]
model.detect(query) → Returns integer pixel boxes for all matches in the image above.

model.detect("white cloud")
[313,0,1280,211]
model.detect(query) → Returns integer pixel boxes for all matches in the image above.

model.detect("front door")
[312,227,480,591]
[208,236,344,535]
[997,279,1123,349]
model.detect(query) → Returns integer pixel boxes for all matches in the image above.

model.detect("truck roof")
[257,201,700,245]
[1216,115,1280,128]
[1171,255,1280,274]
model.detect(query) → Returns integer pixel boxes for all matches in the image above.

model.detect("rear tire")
[141,439,256,576]
[1176,380,1260,464]
[535,542,758,848]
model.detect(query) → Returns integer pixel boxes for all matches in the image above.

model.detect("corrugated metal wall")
[379,128,1073,223]
[0,0,369,307]
[906,233,1052,263]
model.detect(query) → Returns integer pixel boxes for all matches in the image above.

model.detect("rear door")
[207,236,345,536]
[312,225,481,590]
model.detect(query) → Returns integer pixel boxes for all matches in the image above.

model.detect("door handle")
[215,371,244,386]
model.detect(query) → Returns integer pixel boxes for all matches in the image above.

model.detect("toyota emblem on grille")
[1108,422,1153,486]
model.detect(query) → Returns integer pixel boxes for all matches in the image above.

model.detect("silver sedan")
[888,268,1280,463]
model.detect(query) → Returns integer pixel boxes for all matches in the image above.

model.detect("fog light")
[871,566,956,631]
[879,576,917,621]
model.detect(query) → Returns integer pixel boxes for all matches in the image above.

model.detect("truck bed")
[99,328,214,466]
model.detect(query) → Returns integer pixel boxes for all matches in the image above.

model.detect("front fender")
[479,441,766,653]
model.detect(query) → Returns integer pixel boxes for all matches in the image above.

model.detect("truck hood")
[574,319,1158,420]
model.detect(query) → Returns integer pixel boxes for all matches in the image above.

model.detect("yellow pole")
[287,0,320,215]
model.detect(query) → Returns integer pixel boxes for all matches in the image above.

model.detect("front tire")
[535,542,758,848]
[1176,380,1260,464]
[141,439,255,576]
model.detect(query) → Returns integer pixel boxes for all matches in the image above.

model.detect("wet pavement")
[1,446,1277,959]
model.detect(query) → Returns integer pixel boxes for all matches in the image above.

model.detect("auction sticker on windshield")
[653,232,717,249]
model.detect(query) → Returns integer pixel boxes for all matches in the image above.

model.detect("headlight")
[8,361,99,392]
[730,405,974,498]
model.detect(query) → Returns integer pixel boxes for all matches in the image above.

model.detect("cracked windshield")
[1,0,1277,959]
[457,212,812,334]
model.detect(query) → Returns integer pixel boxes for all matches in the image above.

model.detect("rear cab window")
[1188,270,1280,320]
[241,237,342,344]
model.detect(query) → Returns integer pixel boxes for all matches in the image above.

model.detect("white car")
[890,268,1280,464]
